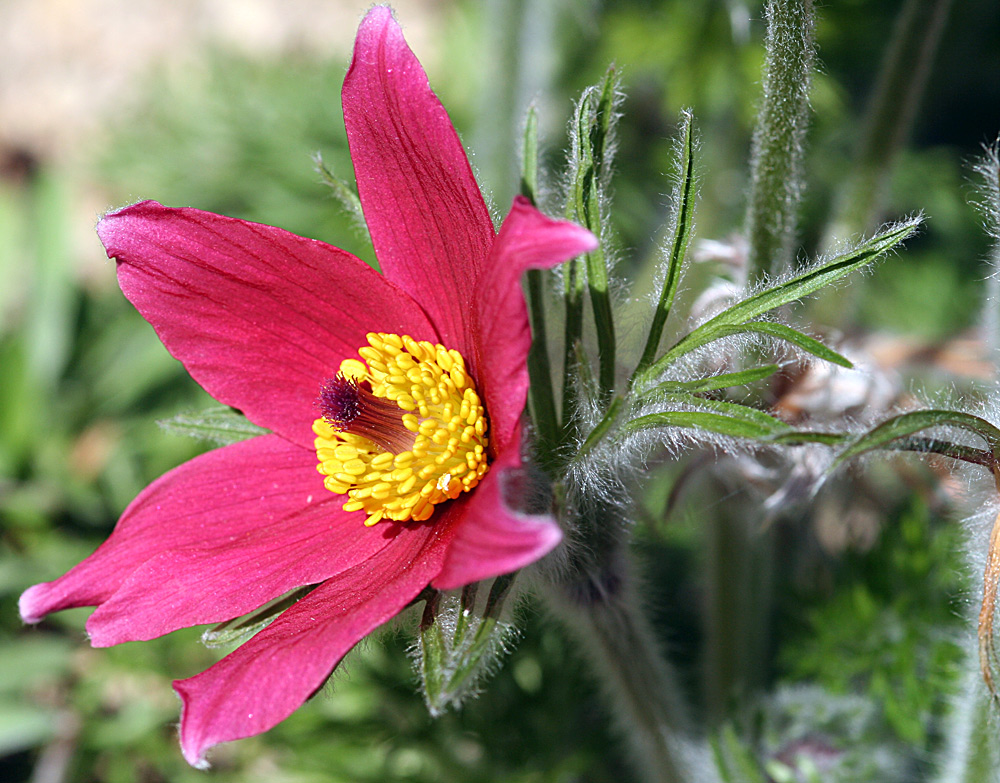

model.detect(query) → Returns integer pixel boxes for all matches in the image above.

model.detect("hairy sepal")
[415,575,518,717]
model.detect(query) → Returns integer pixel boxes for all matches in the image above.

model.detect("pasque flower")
[19,6,595,767]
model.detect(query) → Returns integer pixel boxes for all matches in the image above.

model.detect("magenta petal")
[433,436,562,590]
[86,505,420,647]
[472,197,598,453]
[100,201,438,447]
[19,435,321,624]
[343,7,495,357]
[173,520,451,768]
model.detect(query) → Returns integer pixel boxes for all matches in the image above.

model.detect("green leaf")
[836,409,1000,467]
[314,152,367,237]
[622,391,791,440]
[522,106,559,460]
[636,109,697,377]
[565,67,619,402]
[647,392,790,431]
[646,364,780,395]
[654,321,852,373]
[640,218,918,382]
[576,393,625,461]
[202,585,316,648]
[158,405,268,445]
[710,724,770,783]
[623,408,787,440]
[520,104,539,205]
[768,430,848,447]
[0,701,55,755]
[709,218,920,328]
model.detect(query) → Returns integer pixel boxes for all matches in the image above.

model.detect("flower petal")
[19,435,321,624]
[472,197,598,453]
[100,201,438,448]
[342,6,495,357]
[86,504,420,647]
[433,433,562,590]
[173,519,452,768]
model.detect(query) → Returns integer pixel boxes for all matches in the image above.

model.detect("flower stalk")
[542,497,697,783]
[745,0,816,278]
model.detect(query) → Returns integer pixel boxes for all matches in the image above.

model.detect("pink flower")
[19,6,595,767]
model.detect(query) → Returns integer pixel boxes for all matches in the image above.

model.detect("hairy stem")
[541,494,708,783]
[745,0,816,278]
[703,502,775,724]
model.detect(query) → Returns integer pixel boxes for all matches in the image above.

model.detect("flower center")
[313,332,489,527]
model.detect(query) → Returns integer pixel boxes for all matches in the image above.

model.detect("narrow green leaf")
[521,106,559,460]
[768,430,848,447]
[836,409,1000,467]
[451,583,479,651]
[623,410,784,440]
[639,219,917,383]
[565,68,619,402]
[636,109,696,377]
[716,218,919,328]
[520,105,539,205]
[444,574,516,695]
[784,429,993,466]
[647,365,780,395]
[314,153,366,233]
[664,393,791,431]
[653,321,852,374]
[576,394,625,461]
[202,585,316,648]
[889,437,995,466]
[158,406,268,445]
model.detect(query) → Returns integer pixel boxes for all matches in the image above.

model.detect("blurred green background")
[2,0,999,780]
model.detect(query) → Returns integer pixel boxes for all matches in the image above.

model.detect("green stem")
[543,538,697,783]
[703,504,775,724]
[745,0,816,278]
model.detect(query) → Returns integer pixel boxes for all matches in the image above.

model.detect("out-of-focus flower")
[19,6,595,767]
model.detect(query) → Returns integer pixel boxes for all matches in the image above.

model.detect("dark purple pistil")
[317,374,416,454]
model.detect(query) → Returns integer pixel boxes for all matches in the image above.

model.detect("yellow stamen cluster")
[313,332,489,527]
